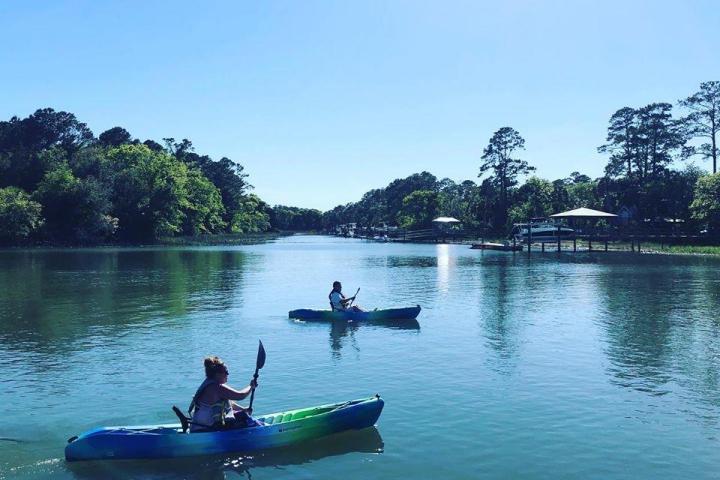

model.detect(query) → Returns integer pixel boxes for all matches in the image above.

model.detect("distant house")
[617,205,636,226]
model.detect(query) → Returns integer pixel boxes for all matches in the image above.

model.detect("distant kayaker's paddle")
[348,288,360,307]
[248,340,266,411]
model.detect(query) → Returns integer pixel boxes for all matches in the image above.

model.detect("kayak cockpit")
[257,400,361,425]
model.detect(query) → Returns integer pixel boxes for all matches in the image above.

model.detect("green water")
[1,235,720,479]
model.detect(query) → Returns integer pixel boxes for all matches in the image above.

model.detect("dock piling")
[557,225,561,252]
[527,220,532,253]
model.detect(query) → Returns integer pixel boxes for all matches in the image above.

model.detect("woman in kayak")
[188,356,259,432]
[329,281,363,312]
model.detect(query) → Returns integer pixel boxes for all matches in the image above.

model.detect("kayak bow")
[65,395,384,461]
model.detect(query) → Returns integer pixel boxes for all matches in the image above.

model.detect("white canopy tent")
[550,207,617,219]
[545,207,617,252]
[432,217,461,223]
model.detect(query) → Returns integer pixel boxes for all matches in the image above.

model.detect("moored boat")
[511,220,575,243]
[65,396,384,461]
[289,306,421,322]
[470,242,523,251]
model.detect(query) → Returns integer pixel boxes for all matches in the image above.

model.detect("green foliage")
[479,127,535,225]
[98,127,132,147]
[326,83,719,237]
[0,108,94,191]
[438,179,485,228]
[599,107,641,178]
[231,194,271,233]
[142,139,164,152]
[106,144,190,240]
[163,138,253,228]
[596,100,701,225]
[599,104,686,181]
[508,177,554,225]
[550,179,570,212]
[690,173,720,232]
[183,169,226,235]
[33,163,116,243]
[322,172,438,229]
[679,81,720,173]
[0,109,274,245]
[567,181,598,208]
[666,166,703,224]
[3,87,720,246]
[33,163,81,240]
[644,243,720,255]
[200,157,251,227]
[384,172,438,222]
[397,190,439,229]
[68,145,105,178]
[270,205,322,231]
[0,187,43,244]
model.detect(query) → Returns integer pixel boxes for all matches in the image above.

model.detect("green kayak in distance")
[289,306,421,322]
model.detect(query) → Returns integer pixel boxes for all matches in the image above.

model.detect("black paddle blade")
[256,340,266,370]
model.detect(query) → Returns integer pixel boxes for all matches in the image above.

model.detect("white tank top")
[190,400,234,432]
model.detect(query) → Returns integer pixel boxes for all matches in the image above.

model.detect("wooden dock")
[506,234,720,253]
[331,228,720,253]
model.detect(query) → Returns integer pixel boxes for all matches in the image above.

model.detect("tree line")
[323,81,720,234]
[0,109,323,245]
[2,81,718,245]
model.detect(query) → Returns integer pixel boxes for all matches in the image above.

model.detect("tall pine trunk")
[713,116,717,174]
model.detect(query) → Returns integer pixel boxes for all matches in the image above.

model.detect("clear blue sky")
[1,1,719,210]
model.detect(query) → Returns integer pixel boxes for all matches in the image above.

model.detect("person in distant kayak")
[188,356,260,432]
[329,281,363,312]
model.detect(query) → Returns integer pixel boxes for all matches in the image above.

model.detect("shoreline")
[337,235,720,256]
[0,231,300,251]
[3,233,720,257]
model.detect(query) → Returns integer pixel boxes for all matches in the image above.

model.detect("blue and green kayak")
[65,396,384,461]
[289,306,421,322]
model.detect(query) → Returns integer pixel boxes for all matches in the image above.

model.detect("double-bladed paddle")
[248,340,266,411]
[348,287,360,307]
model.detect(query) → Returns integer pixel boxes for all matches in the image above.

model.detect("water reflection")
[65,427,383,479]
[593,256,720,415]
[477,254,525,371]
[383,257,436,268]
[329,320,360,358]
[435,244,453,294]
[0,249,252,356]
[327,319,421,358]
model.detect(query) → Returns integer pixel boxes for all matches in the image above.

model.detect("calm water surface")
[1,235,720,479]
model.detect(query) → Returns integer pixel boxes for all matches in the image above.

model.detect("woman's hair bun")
[204,356,225,377]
